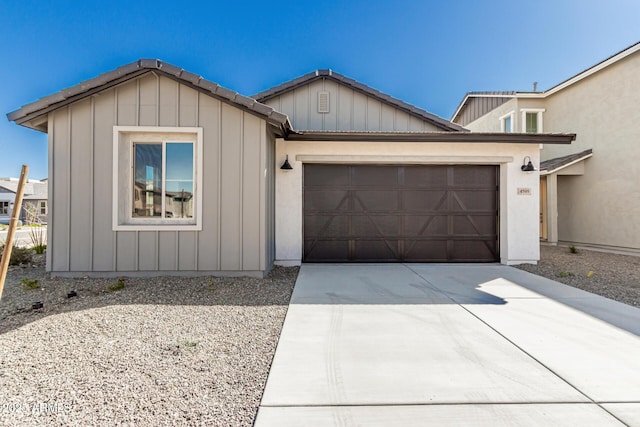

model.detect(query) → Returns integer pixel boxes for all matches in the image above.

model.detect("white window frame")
[39,200,47,215]
[0,201,8,215]
[112,126,203,231]
[499,111,515,133]
[520,108,545,133]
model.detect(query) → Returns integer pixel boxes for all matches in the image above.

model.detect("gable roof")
[7,59,292,134]
[254,69,468,132]
[0,180,48,197]
[452,40,640,123]
[540,149,593,175]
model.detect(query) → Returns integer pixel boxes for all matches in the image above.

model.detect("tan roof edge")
[7,59,293,135]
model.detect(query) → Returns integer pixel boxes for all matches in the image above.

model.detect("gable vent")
[318,91,329,113]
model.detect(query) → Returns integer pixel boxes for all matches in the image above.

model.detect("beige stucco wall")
[47,73,272,276]
[543,53,640,251]
[275,139,541,265]
[465,51,640,252]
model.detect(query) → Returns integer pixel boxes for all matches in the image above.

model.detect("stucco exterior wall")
[542,53,640,251]
[275,139,541,265]
[264,78,442,132]
[47,73,271,276]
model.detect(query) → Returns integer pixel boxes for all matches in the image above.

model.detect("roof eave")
[8,59,290,133]
[286,131,575,144]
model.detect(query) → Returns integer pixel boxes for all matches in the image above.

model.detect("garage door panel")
[353,240,399,261]
[403,190,448,211]
[304,190,349,211]
[303,164,498,262]
[352,215,399,236]
[352,190,399,211]
[450,240,498,261]
[404,167,448,186]
[304,240,349,261]
[452,190,497,211]
[352,165,398,186]
[304,215,348,237]
[404,240,449,262]
[404,215,448,235]
[453,215,496,235]
[452,167,497,187]
[304,164,349,186]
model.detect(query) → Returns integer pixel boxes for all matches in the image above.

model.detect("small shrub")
[182,340,198,348]
[29,227,47,254]
[569,245,578,254]
[21,278,40,290]
[0,244,34,266]
[556,271,575,278]
[107,278,126,292]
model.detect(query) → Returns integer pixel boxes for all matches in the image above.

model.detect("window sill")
[113,223,202,232]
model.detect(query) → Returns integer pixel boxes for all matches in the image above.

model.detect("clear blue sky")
[1,0,638,180]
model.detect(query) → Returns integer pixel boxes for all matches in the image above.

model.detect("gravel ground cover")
[0,258,297,427]
[516,245,640,307]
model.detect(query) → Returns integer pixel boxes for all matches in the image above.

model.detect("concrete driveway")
[255,264,640,426]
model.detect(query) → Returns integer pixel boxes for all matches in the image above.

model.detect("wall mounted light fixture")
[280,155,293,170]
[521,156,535,172]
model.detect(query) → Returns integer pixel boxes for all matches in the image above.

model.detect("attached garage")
[303,164,499,263]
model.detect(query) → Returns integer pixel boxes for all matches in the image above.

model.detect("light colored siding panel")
[220,103,242,270]
[323,80,339,130]
[179,85,198,127]
[337,85,353,130]
[242,113,261,269]
[51,108,70,271]
[116,232,136,270]
[395,110,410,130]
[158,232,177,270]
[69,99,92,271]
[139,74,158,126]
[366,97,381,131]
[178,232,196,270]
[116,82,137,126]
[196,95,220,270]
[138,231,157,270]
[352,91,367,129]
[380,103,395,131]
[294,87,309,130]
[307,79,324,130]
[91,90,115,271]
[409,115,425,131]
[279,92,295,122]
[159,76,178,126]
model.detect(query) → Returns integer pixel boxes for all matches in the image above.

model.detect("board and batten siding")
[47,73,272,276]
[455,96,513,127]
[264,78,441,132]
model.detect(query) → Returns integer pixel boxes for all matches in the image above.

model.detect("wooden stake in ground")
[0,165,29,304]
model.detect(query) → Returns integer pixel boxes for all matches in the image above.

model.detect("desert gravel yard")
[1,245,639,426]
[0,258,297,427]
[516,245,640,307]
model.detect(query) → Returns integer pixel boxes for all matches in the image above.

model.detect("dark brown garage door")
[303,164,499,262]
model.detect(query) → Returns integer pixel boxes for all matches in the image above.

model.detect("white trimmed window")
[112,126,203,231]
[499,111,515,133]
[521,108,545,133]
[39,201,47,215]
[0,201,8,215]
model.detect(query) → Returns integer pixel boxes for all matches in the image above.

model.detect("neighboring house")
[0,178,48,224]
[7,60,572,276]
[451,41,640,255]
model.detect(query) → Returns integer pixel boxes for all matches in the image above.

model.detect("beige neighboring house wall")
[453,42,640,254]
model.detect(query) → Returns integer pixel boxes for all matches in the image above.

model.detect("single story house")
[7,61,573,276]
[0,178,48,225]
[451,41,640,255]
